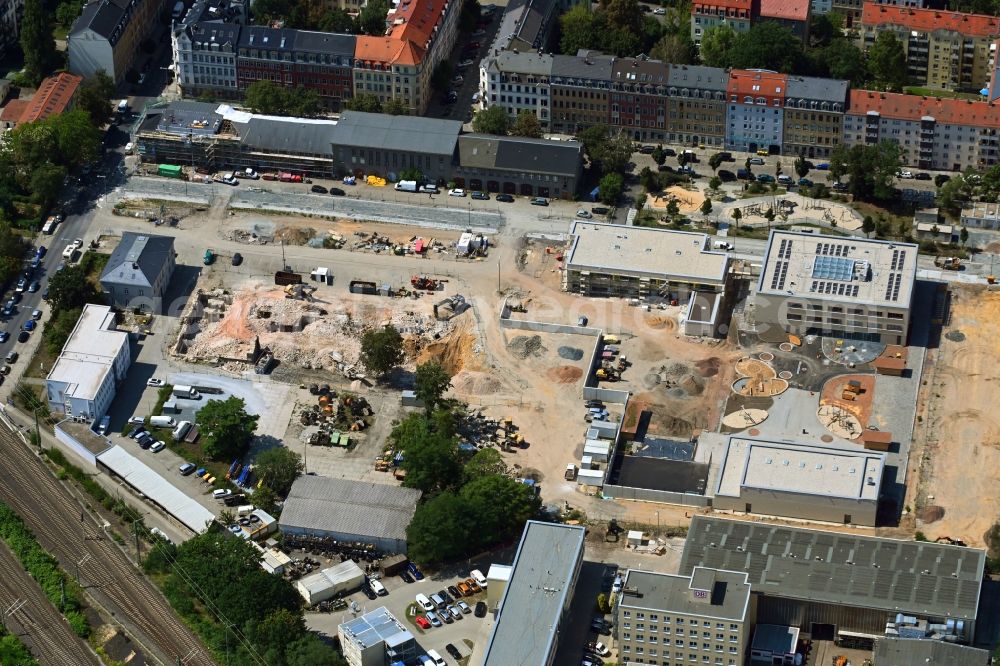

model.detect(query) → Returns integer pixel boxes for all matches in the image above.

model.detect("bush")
[596,593,610,613]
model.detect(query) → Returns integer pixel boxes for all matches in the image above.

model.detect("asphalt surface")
[0,540,100,665]
[0,421,213,666]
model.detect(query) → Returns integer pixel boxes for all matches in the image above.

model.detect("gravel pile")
[508,335,545,359]
[557,346,584,361]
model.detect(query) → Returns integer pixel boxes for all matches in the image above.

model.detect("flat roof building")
[751,230,917,344]
[482,521,586,666]
[45,304,131,424]
[713,437,884,526]
[682,516,985,641]
[873,637,991,665]
[617,567,754,666]
[338,607,418,666]
[278,476,421,554]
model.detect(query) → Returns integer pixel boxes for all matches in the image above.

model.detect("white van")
[415,593,434,612]
[237,505,254,516]
[712,240,733,250]
[369,578,387,596]
[425,650,446,666]
[172,420,192,441]
[471,569,488,588]
[149,415,176,428]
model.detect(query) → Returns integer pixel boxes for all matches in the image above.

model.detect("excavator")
[284,283,317,300]
[410,275,438,290]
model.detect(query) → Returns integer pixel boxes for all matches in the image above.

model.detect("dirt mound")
[694,357,721,377]
[644,373,662,389]
[917,505,945,523]
[452,371,502,395]
[944,330,966,342]
[679,374,704,395]
[274,226,316,245]
[418,323,480,374]
[507,335,546,359]
[546,366,583,383]
[646,314,677,331]
[557,346,584,361]
[664,362,689,377]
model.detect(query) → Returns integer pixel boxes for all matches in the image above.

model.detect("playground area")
[648,186,706,214]
[719,193,863,231]
[731,355,789,397]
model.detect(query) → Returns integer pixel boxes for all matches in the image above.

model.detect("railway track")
[0,425,214,666]
[0,541,100,665]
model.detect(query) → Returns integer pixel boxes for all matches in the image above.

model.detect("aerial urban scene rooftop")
[0,0,999,662]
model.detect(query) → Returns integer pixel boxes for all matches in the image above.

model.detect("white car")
[898,170,914,179]
[576,209,592,218]
[594,642,610,657]
[150,440,166,452]
[124,142,134,153]
[221,172,238,185]
[146,378,165,387]
[212,489,232,500]
[457,59,474,69]
[653,6,665,13]
[471,569,488,588]
[61,245,76,260]
[70,238,84,250]
[448,188,466,197]
[242,168,260,179]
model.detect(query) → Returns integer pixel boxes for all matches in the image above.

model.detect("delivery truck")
[394,180,418,192]
[171,385,200,399]
[150,415,177,428]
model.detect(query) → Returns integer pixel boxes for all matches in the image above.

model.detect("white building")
[480,51,553,128]
[45,304,131,423]
[295,559,366,606]
[338,607,418,666]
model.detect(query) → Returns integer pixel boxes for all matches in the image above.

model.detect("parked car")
[212,489,232,500]
[361,584,378,600]
[231,252,243,266]
[27,281,40,293]
[451,75,464,85]
[457,600,471,613]
[465,577,482,593]
[15,277,26,293]
[415,615,431,630]
[2,301,15,317]
[448,188,466,197]
[496,193,514,202]
[576,209,592,218]
[832,181,848,192]
[310,184,328,194]
[798,178,813,187]
[898,170,914,179]
[147,378,165,387]
[425,611,442,627]
[179,462,196,475]
[399,570,415,583]
[445,644,462,660]
[329,187,346,196]
[471,569,488,588]
[815,162,830,170]
[150,440,166,452]
[915,172,932,180]
[4,351,17,363]
[457,59,474,69]
[718,169,736,181]
[591,206,609,214]
[0,331,8,343]
[756,174,775,183]
[593,642,610,656]
[447,585,462,599]
[530,196,549,206]
[471,191,489,200]
[408,563,425,580]
[457,581,472,596]
[438,589,454,604]
[17,330,29,343]
[749,157,765,166]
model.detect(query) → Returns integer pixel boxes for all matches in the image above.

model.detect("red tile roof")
[692,0,751,13]
[0,99,29,124]
[758,0,809,22]
[848,89,1000,128]
[0,73,82,127]
[354,0,444,66]
[727,69,788,102]
[861,4,1000,38]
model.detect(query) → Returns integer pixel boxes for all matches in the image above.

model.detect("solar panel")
[812,256,855,281]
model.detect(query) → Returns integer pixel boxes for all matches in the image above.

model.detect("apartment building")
[844,89,1000,172]
[174,22,240,99]
[610,56,670,142]
[666,65,728,148]
[690,0,752,45]
[725,69,787,154]
[0,0,23,59]
[491,0,558,53]
[757,0,809,43]
[68,0,165,83]
[781,75,847,159]
[616,568,754,666]
[480,51,553,128]
[549,51,614,136]
[860,5,1000,91]
[752,230,917,345]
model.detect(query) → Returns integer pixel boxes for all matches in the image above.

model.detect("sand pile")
[917,505,945,523]
[507,335,546,359]
[453,371,502,395]
[679,374,704,396]
[694,357,721,377]
[546,366,584,383]
[664,362,689,377]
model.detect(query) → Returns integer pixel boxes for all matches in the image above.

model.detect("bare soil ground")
[915,285,1000,546]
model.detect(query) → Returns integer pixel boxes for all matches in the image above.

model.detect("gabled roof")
[329,110,460,156]
[861,4,1000,37]
[758,0,809,22]
[728,69,788,99]
[184,22,241,50]
[237,25,298,51]
[848,89,1000,128]
[101,232,174,288]
[489,50,553,76]
[293,30,356,56]
[354,35,411,65]
[236,117,337,155]
[70,0,128,39]
[551,52,615,80]
[458,134,581,177]
[19,73,83,124]
[667,64,729,91]
[785,74,848,104]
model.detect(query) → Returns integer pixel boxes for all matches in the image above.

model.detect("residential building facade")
[0,0,23,59]
[174,22,240,99]
[479,51,553,129]
[781,74,847,159]
[549,52,613,136]
[757,0,810,43]
[844,89,1000,172]
[690,0,752,45]
[725,69,787,153]
[68,0,164,83]
[610,56,670,142]
[831,0,863,27]
[100,232,176,313]
[45,305,132,423]
[860,5,1000,91]
[454,134,582,198]
[616,568,754,666]
[666,64,728,147]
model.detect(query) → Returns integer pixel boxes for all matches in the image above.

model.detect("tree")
[960,226,969,246]
[245,81,289,114]
[463,448,508,482]
[764,207,775,224]
[252,484,279,515]
[360,324,404,378]
[43,306,82,354]
[76,71,115,125]
[394,412,461,495]
[254,447,303,497]
[344,93,382,113]
[383,98,410,115]
[195,397,259,461]
[55,0,80,27]
[729,22,804,73]
[699,24,736,68]
[862,215,875,237]
[708,153,724,172]
[597,131,634,174]
[731,207,742,228]
[472,106,511,135]
[700,198,713,217]
[651,145,667,167]
[603,0,642,33]
[828,143,849,184]
[317,7,355,32]
[665,199,680,218]
[868,31,907,91]
[774,160,783,177]
[559,5,597,55]
[47,265,99,311]
[650,32,695,65]
[708,175,722,191]
[49,111,101,168]
[414,360,452,412]
[639,166,658,192]
[288,87,322,117]
[510,110,542,138]
[358,0,390,35]
[823,39,867,86]
[458,474,540,552]
[598,172,624,205]
[20,0,59,85]
[938,175,968,215]
[794,154,809,180]
[406,491,469,563]
[29,163,66,207]
[677,151,690,168]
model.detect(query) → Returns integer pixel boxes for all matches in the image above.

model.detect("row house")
[782,75,848,159]
[666,64,728,148]
[549,51,614,136]
[610,56,670,143]
[690,0,752,45]
[757,0,810,43]
[843,89,1000,172]
[69,0,165,83]
[725,69,787,154]
[479,51,553,129]
[860,5,1000,92]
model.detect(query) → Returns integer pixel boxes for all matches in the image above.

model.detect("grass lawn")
[52,25,70,42]
[904,86,982,101]
[850,201,914,239]
[23,340,56,379]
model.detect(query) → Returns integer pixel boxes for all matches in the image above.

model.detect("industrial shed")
[278,476,421,554]
[295,560,366,606]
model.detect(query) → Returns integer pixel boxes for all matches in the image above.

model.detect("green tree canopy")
[76,71,116,126]
[358,0,390,35]
[510,110,542,138]
[413,360,452,412]
[699,24,736,68]
[29,163,66,207]
[195,397,259,461]
[868,31,907,91]
[383,98,410,115]
[344,92,383,113]
[255,447,303,497]
[700,198,713,216]
[47,265,100,312]
[394,411,461,495]
[245,81,322,117]
[472,105,511,135]
[360,324,404,378]
[559,5,597,55]
[823,39,867,86]
[317,7,355,32]
[729,22,804,72]
[42,307,81,355]
[598,172,624,205]
[650,32,695,65]
[20,0,59,85]
[463,448,508,482]
[794,153,809,179]
[651,145,667,167]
